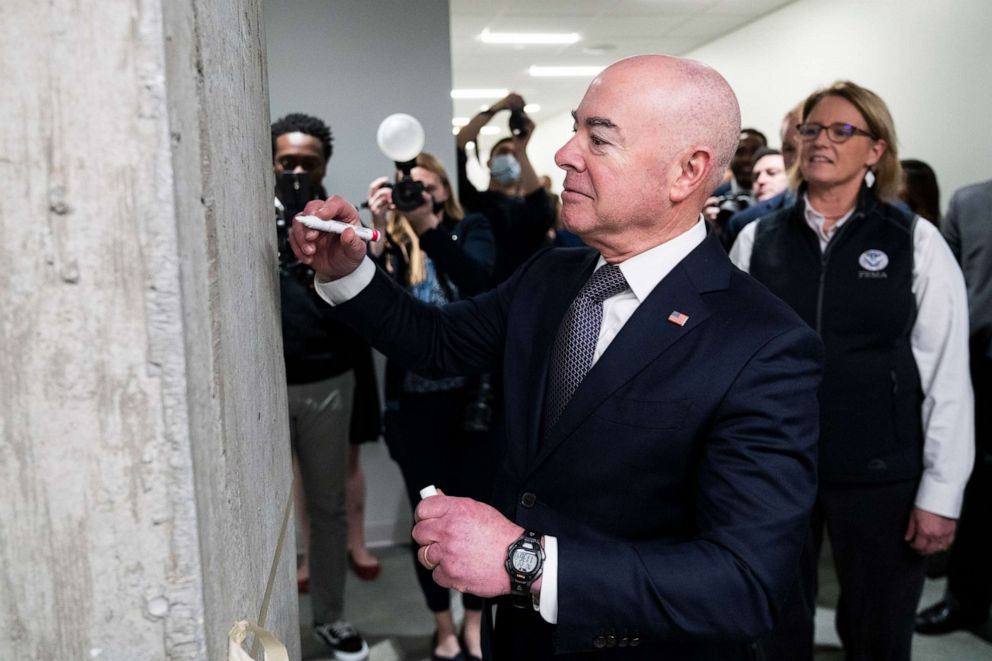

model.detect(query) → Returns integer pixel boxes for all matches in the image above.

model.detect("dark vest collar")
[793,181,883,222]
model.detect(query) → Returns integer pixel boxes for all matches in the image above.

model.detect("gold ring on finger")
[422,543,438,571]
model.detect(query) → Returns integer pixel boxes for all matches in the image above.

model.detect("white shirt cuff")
[915,474,967,519]
[537,535,558,624]
[313,257,376,306]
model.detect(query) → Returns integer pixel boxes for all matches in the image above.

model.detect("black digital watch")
[505,530,545,608]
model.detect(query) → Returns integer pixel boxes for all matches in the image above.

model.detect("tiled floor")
[298,545,992,660]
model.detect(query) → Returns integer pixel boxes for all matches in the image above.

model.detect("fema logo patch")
[858,249,889,272]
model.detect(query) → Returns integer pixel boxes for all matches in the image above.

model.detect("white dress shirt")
[315,219,709,624]
[729,196,974,519]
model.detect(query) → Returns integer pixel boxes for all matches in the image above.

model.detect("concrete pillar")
[0,1,298,659]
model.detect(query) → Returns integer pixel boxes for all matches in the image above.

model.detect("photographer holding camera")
[456,92,555,286]
[704,128,767,245]
[272,113,379,661]
[365,152,497,661]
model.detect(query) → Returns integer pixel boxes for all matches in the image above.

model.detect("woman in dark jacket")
[367,152,496,661]
[729,81,972,661]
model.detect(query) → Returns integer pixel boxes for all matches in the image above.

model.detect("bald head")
[555,54,742,259]
[595,55,742,190]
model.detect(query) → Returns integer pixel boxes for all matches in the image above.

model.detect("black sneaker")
[313,620,370,661]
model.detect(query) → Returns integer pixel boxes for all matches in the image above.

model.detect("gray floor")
[298,545,992,661]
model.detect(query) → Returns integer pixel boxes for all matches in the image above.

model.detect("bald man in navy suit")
[290,54,823,660]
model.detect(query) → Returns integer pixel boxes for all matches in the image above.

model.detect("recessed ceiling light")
[451,88,509,99]
[528,65,605,78]
[479,126,501,135]
[452,117,470,127]
[479,29,580,45]
[523,103,541,114]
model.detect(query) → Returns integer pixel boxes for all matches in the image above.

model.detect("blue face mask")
[490,154,521,186]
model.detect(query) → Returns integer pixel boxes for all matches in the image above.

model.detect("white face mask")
[490,154,521,185]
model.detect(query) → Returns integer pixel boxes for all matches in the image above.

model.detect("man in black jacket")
[916,179,992,635]
[272,113,376,661]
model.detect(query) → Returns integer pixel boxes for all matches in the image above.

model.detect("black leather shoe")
[915,600,988,635]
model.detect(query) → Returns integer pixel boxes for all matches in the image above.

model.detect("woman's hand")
[367,176,394,228]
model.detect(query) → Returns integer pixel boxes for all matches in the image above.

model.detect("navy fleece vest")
[750,194,924,484]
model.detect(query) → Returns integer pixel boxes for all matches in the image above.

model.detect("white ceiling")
[449,0,796,126]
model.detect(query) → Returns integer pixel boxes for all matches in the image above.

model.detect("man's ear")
[669,148,713,203]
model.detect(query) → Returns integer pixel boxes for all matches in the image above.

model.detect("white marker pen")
[296,215,381,242]
[419,485,438,499]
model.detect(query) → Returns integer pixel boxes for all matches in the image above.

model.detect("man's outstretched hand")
[288,196,367,280]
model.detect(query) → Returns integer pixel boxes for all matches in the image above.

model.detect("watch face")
[512,549,538,573]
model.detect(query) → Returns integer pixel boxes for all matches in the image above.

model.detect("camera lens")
[392,176,427,212]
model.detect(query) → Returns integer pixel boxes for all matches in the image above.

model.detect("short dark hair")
[490,136,514,157]
[271,113,333,162]
[741,128,768,146]
[751,147,781,164]
[900,159,941,223]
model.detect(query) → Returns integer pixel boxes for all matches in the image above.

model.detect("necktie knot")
[579,264,628,303]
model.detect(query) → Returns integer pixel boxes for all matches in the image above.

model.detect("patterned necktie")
[542,263,629,435]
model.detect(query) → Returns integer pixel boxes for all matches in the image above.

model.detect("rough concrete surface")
[0,1,297,659]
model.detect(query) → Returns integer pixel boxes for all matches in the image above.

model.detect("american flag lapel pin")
[667,310,689,327]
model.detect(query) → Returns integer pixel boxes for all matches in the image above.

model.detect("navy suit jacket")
[330,235,823,660]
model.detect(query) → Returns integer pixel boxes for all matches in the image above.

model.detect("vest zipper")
[815,213,861,334]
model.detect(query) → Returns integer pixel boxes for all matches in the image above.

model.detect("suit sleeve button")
[520,492,537,508]
[593,636,606,649]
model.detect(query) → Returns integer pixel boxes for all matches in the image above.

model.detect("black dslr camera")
[379,177,427,213]
[711,192,752,227]
[509,108,530,138]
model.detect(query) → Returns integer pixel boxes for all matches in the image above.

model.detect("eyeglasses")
[796,122,876,143]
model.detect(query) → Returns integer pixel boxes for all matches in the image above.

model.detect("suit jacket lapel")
[529,235,731,474]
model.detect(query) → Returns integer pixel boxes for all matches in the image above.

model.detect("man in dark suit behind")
[916,178,992,634]
[290,54,824,660]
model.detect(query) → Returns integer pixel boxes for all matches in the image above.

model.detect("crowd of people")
[271,54,989,661]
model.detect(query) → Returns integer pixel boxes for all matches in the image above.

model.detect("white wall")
[530,0,992,207]
[526,111,578,196]
[686,0,992,207]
